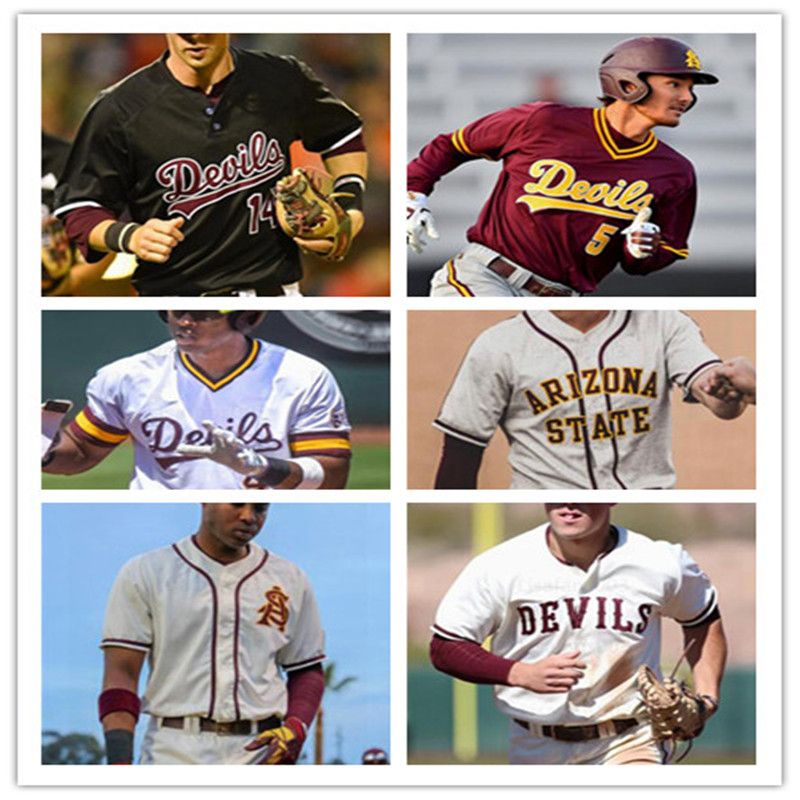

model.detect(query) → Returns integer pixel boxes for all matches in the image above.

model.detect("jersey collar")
[593,107,658,160]
[544,525,620,569]
[178,338,260,391]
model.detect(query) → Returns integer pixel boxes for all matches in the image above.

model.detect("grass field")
[42,441,390,490]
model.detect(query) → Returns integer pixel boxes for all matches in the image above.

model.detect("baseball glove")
[275,168,353,262]
[244,717,306,765]
[637,665,708,742]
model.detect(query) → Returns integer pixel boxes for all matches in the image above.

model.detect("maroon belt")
[487,257,573,297]
[160,715,281,735]
[514,717,639,742]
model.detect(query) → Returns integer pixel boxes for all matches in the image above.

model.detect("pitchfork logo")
[155,131,287,219]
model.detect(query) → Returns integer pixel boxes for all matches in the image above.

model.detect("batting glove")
[407,191,439,254]
[244,717,306,765]
[176,420,268,476]
[621,207,661,259]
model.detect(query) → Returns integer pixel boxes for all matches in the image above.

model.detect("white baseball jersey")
[68,338,351,489]
[101,536,325,722]
[432,523,717,726]
[434,310,721,489]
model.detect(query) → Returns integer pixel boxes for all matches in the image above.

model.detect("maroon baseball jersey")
[55,49,362,296]
[407,103,697,293]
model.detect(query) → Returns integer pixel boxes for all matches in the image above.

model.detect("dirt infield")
[407,310,755,489]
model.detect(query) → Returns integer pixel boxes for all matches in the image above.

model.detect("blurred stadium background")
[408,503,755,764]
[407,33,755,296]
[42,33,390,296]
[41,310,389,489]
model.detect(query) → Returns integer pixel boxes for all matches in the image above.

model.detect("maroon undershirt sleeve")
[407,133,474,196]
[430,635,516,685]
[434,434,484,489]
[285,663,325,728]
[63,206,116,262]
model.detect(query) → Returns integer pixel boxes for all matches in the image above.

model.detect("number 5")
[585,223,619,256]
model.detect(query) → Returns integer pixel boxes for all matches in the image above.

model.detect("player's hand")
[129,217,185,263]
[244,717,306,765]
[621,208,660,259]
[508,651,587,694]
[407,191,439,254]
[697,357,756,405]
[295,209,364,255]
[176,420,268,476]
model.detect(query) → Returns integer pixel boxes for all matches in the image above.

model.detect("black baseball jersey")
[54,49,362,296]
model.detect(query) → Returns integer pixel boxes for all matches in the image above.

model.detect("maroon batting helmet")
[362,747,388,764]
[599,36,718,107]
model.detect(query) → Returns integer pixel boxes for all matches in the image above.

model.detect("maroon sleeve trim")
[100,638,151,650]
[283,654,326,671]
[321,131,366,158]
[677,590,719,628]
[67,420,119,449]
[682,359,724,390]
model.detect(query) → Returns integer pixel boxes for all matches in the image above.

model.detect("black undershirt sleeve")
[434,433,484,489]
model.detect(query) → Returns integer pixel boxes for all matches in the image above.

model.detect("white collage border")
[17,9,782,792]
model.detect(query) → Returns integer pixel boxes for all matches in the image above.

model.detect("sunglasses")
[168,311,227,322]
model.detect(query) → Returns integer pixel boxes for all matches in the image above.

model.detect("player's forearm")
[42,429,108,474]
[285,664,325,728]
[63,207,117,262]
[434,434,483,489]
[685,618,727,704]
[323,152,367,236]
[429,635,515,685]
[408,133,474,196]
[249,455,349,490]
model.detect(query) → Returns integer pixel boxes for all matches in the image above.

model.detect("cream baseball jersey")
[101,536,325,721]
[434,310,720,489]
[68,338,351,489]
[432,524,717,725]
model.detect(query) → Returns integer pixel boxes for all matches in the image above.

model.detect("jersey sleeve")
[408,104,540,196]
[622,163,697,274]
[432,551,507,644]
[290,58,363,155]
[660,545,718,628]
[288,365,352,459]
[433,329,511,447]
[53,93,133,218]
[277,573,326,672]
[67,365,130,449]
[100,558,153,653]
[663,312,722,402]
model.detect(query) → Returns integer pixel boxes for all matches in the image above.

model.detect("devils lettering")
[517,597,653,635]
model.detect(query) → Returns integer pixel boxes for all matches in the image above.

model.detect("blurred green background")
[42,310,389,489]
[408,503,756,765]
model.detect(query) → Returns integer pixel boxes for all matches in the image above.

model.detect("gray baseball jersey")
[432,523,717,725]
[433,310,721,489]
[101,535,325,724]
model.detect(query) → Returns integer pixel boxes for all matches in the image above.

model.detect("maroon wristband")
[98,688,141,722]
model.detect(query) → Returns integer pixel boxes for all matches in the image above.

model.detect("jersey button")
[212,122,222,131]
[204,106,214,116]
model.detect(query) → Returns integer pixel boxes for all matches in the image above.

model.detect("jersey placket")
[214,565,242,721]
